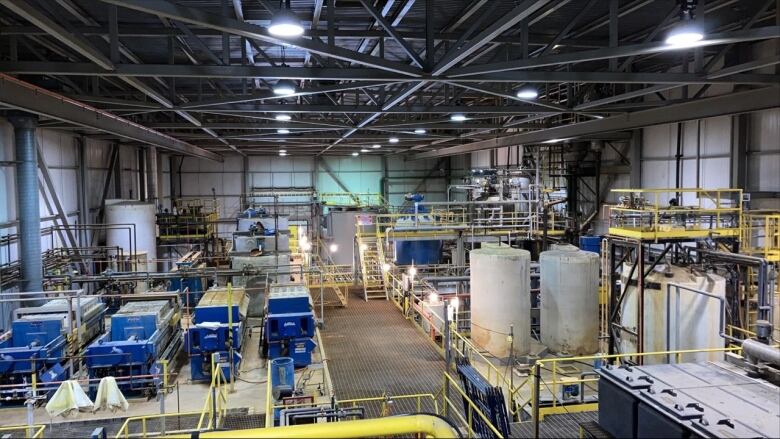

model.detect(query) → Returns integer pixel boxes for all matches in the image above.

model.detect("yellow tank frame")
[608,188,742,241]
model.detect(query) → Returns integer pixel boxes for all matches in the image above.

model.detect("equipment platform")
[320,293,444,416]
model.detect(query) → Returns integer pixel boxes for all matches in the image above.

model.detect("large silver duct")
[8,112,43,303]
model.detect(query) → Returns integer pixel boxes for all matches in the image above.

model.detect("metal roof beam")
[432,0,554,75]
[449,26,780,77]
[0,74,221,161]
[99,0,423,77]
[5,62,778,85]
[413,86,780,159]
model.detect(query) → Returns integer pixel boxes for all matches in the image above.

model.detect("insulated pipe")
[173,414,461,438]
[8,112,43,303]
[742,339,780,366]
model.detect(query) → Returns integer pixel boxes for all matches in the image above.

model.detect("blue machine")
[169,251,208,307]
[185,289,247,382]
[85,299,181,394]
[394,193,443,265]
[0,297,106,401]
[263,284,317,367]
[579,235,603,254]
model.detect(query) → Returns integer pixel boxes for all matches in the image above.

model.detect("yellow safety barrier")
[0,424,46,438]
[741,211,780,262]
[608,188,742,240]
[116,353,230,438]
[528,346,744,422]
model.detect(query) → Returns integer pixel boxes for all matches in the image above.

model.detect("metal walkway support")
[8,111,43,301]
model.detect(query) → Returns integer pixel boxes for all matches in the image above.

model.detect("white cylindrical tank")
[540,244,600,355]
[105,200,157,272]
[470,246,531,358]
[620,263,726,363]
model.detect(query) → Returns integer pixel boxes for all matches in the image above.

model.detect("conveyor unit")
[84,299,181,394]
[185,288,248,381]
[263,284,316,367]
[0,297,106,401]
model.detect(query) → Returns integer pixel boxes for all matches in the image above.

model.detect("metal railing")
[0,424,46,438]
[741,211,780,262]
[608,188,743,240]
[115,354,229,438]
[319,192,386,207]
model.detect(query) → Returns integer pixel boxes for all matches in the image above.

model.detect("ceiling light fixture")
[361,148,369,153]
[279,152,288,156]
[516,85,539,99]
[414,128,427,134]
[388,137,399,143]
[352,152,359,156]
[450,113,467,122]
[275,114,292,121]
[268,0,304,37]
[279,149,287,153]
[372,144,381,149]
[272,79,296,95]
[665,0,704,48]
[277,129,290,134]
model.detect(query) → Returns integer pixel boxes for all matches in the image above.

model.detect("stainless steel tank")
[540,244,600,355]
[470,246,531,358]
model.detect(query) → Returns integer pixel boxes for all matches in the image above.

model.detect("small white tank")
[540,245,600,355]
[620,263,726,363]
[105,200,157,272]
[470,246,531,358]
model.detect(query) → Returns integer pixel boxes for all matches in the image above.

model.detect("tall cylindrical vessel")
[105,200,157,272]
[470,246,530,358]
[540,244,600,355]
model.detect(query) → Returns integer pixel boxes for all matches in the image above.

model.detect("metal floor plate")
[321,293,445,417]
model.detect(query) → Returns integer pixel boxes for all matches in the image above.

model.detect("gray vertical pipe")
[8,112,43,302]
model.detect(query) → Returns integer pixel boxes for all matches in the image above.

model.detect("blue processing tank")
[185,288,247,382]
[0,297,106,401]
[84,299,181,395]
[263,284,317,367]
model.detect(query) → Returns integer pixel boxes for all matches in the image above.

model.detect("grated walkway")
[510,411,599,438]
[320,292,445,417]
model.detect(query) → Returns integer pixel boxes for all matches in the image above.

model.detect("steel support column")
[8,112,43,301]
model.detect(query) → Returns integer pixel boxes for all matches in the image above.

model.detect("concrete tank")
[470,246,531,358]
[105,200,157,272]
[620,263,726,363]
[540,244,600,355]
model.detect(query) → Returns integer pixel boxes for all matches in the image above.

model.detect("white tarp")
[45,380,94,417]
[93,376,129,413]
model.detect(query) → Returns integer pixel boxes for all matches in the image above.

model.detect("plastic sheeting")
[93,376,129,413]
[45,380,93,417]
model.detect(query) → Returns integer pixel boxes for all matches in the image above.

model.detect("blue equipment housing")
[84,299,181,395]
[0,297,106,402]
[185,289,248,382]
[394,194,443,265]
[263,285,317,367]
[169,251,208,307]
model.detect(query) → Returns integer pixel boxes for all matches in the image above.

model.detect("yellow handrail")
[0,424,46,439]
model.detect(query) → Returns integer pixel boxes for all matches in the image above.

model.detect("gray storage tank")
[470,246,531,358]
[540,244,600,355]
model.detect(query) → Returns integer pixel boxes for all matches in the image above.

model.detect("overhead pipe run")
[8,111,44,304]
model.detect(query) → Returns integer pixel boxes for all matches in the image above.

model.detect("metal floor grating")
[321,293,445,417]
[510,411,599,438]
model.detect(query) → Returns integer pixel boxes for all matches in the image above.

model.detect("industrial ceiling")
[0,0,777,159]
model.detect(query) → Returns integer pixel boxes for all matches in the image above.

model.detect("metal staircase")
[358,235,387,300]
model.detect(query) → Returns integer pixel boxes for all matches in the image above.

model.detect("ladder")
[358,235,387,300]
